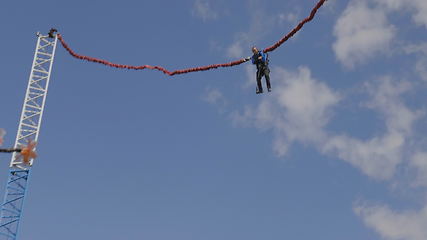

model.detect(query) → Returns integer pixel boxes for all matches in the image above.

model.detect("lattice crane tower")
[0,31,57,240]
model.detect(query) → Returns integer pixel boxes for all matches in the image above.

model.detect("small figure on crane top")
[48,28,57,38]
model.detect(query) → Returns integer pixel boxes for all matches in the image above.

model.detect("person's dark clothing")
[251,51,268,65]
[0,148,21,153]
[251,51,271,93]
[48,28,57,38]
[256,65,271,93]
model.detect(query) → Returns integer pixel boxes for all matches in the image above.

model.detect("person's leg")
[264,67,271,91]
[256,70,263,93]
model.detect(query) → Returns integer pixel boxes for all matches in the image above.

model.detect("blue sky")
[1,0,427,239]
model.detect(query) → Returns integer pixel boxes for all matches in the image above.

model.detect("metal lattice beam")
[0,170,29,240]
[10,33,57,169]
[0,32,57,240]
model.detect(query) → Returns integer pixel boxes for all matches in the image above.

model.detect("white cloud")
[224,62,427,237]
[244,64,257,89]
[226,30,254,59]
[411,0,427,28]
[231,66,340,156]
[0,128,5,146]
[226,41,244,59]
[404,42,427,55]
[323,0,339,12]
[278,12,299,25]
[192,0,217,22]
[403,42,427,82]
[355,203,427,240]
[202,87,227,112]
[373,0,404,10]
[230,105,255,129]
[365,78,418,136]
[333,0,396,68]
[411,152,427,187]
[225,1,279,59]
[415,58,427,82]
[274,67,339,143]
[374,0,427,28]
[323,78,421,179]
[232,66,422,180]
[324,133,404,179]
[214,1,427,237]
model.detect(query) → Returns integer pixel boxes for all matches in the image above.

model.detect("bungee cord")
[57,0,327,76]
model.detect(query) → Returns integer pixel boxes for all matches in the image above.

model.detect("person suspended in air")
[248,46,271,94]
[0,128,37,165]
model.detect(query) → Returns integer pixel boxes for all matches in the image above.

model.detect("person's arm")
[0,148,21,153]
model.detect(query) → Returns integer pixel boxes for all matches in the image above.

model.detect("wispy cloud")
[277,12,298,25]
[231,66,340,156]
[323,78,422,179]
[226,40,245,59]
[0,128,5,146]
[404,42,427,82]
[227,64,427,240]
[203,1,427,239]
[410,0,427,28]
[333,0,396,68]
[410,152,427,187]
[231,66,423,180]
[225,0,292,59]
[355,203,427,240]
[374,0,427,28]
[202,87,228,113]
[415,58,427,82]
[191,0,218,22]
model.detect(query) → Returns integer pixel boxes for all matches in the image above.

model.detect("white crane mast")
[11,32,57,168]
[0,31,57,240]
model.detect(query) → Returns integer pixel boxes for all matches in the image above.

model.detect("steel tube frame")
[0,32,57,240]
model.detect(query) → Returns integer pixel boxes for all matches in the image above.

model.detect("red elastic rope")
[57,0,327,76]
[263,0,327,53]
